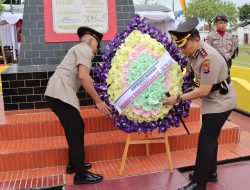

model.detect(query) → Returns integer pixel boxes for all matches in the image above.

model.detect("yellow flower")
[107,30,184,122]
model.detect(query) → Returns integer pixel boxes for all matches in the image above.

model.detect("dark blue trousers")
[193,110,232,184]
[45,96,86,176]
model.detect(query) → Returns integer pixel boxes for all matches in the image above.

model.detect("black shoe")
[66,163,92,174]
[178,182,206,190]
[74,171,104,184]
[188,172,218,182]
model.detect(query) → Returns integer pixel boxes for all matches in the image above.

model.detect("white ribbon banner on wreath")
[112,52,175,113]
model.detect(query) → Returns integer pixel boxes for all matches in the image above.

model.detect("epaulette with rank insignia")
[194,49,200,58]
[198,48,208,58]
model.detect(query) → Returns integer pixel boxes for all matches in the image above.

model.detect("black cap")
[214,15,228,23]
[77,26,103,48]
[168,17,199,48]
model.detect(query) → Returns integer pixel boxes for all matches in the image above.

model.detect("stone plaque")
[44,0,117,42]
[52,0,109,33]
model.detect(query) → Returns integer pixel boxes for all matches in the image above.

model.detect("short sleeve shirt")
[45,43,93,111]
[189,42,237,114]
[205,32,234,60]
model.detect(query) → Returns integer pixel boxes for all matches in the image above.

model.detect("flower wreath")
[95,15,194,133]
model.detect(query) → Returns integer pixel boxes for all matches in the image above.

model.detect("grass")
[233,45,250,68]
[239,44,250,52]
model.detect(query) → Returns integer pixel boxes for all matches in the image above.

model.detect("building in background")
[232,21,250,45]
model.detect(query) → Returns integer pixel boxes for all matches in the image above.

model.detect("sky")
[133,0,250,11]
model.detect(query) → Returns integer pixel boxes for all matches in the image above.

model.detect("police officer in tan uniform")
[232,35,237,58]
[165,18,237,190]
[45,26,111,185]
[205,15,234,68]
[235,35,239,56]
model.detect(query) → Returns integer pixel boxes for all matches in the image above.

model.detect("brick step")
[0,121,239,172]
[0,108,115,141]
[0,143,243,188]
[0,155,177,189]
[0,104,200,141]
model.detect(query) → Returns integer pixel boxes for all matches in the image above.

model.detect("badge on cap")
[201,60,210,74]
[168,17,199,48]
[171,34,177,41]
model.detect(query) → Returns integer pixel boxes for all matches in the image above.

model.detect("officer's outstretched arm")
[164,84,212,106]
[78,64,111,115]
[182,84,212,101]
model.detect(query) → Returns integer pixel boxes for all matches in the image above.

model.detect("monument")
[1,0,135,110]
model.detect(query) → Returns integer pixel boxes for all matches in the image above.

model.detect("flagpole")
[180,0,187,17]
[172,0,174,12]
[10,0,13,14]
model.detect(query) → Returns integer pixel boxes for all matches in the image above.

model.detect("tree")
[0,0,4,13]
[186,0,238,31]
[186,0,221,31]
[239,3,250,22]
[219,1,238,27]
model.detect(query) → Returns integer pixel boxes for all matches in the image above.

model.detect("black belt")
[211,77,231,92]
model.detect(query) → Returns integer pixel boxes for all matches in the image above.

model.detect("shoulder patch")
[201,59,210,74]
[199,48,208,58]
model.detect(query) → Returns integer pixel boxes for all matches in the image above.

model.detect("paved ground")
[65,161,250,190]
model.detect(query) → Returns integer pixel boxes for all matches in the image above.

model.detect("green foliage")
[186,0,238,31]
[187,0,221,27]
[219,1,238,26]
[232,45,250,68]
[0,0,4,13]
[239,3,250,22]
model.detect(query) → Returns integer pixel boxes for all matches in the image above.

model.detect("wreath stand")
[119,131,173,175]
